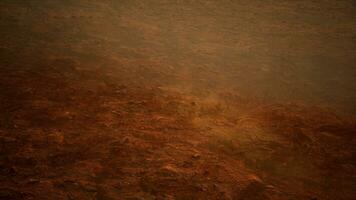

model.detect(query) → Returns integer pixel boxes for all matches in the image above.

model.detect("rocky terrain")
[0,1,355,199]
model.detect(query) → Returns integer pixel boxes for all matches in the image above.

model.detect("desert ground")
[0,1,355,199]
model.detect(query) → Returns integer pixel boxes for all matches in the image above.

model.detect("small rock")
[192,154,201,159]
[27,179,40,184]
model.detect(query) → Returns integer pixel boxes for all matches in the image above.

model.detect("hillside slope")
[0,1,355,199]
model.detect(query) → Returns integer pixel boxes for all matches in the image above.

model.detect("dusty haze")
[2,0,356,111]
[0,1,355,200]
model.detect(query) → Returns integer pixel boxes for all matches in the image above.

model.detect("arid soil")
[1,1,355,200]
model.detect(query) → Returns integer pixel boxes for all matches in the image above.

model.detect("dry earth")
[0,1,355,200]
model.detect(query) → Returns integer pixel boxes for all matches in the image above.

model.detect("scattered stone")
[192,154,201,159]
[26,178,40,184]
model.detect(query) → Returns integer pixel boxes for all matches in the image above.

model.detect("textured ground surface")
[0,1,355,200]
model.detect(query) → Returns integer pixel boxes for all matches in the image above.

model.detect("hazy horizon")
[1,0,356,113]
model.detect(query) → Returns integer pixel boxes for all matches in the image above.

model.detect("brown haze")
[0,1,355,200]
